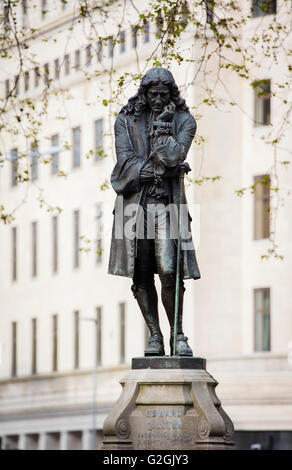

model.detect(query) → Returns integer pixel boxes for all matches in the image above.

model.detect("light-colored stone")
[102,368,234,450]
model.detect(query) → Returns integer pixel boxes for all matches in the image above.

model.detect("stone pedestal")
[102,357,234,450]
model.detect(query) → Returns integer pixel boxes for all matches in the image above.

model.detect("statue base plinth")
[102,357,234,450]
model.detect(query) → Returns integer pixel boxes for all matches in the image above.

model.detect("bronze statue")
[108,67,200,356]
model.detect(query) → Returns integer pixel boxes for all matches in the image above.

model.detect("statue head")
[120,67,189,116]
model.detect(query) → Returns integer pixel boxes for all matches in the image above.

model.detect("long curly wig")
[120,67,190,116]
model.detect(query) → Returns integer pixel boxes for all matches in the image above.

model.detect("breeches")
[133,195,177,289]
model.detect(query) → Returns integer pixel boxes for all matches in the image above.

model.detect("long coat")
[108,110,200,280]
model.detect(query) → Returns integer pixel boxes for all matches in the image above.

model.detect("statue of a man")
[108,67,200,356]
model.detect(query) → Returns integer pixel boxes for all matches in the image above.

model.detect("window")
[109,37,114,58]
[22,0,28,28]
[5,79,9,99]
[96,307,102,366]
[32,318,37,374]
[94,118,103,160]
[11,322,17,377]
[4,2,10,28]
[74,50,80,70]
[14,76,19,95]
[120,31,126,53]
[64,54,70,75]
[254,175,270,240]
[31,141,39,181]
[73,209,80,268]
[86,44,92,66]
[52,215,58,274]
[72,127,81,168]
[52,314,58,372]
[11,148,18,187]
[41,0,47,18]
[54,58,60,80]
[254,79,271,126]
[251,0,276,17]
[97,40,103,62]
[12,227,17,281]
[96,204,103,264]
[254,288,271,351]
[156,16,163,38]
[51,134,59,175]
[132,26,137,49]
[74,311,80,369]
[34,67,40,87]
[24,71,29,91]
[144,21,150,43]
[119,303,126,363]
[205,0,214,24]
[44,63,50,86]
[31,221,38,277]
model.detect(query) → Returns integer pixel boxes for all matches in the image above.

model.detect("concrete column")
[82,430,91,450]
[18,433,25,450]
[39,433,46,450]
[60,431,67,450]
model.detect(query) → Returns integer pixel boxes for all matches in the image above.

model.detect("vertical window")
[14,76,19,95]
[156,16,163,38]
[96,204,103,264]
[51,134,59,175]
[11,322,17,377]
[73,209,80,268]
[34,67,40,88]
[254,175,270,240]
[120,31,126,53]
[97,40,103,62]
[26,72,34,94]
[54,58,60,79]
[41,0,47,18]
[109,37,114,58]
[64,54,70,75]
[22,0,28,28]
[254,79,271,126]
[11,148,18,187]
[52,314,58,372]
[12,227,17,281]
[5,79,9,98]
[144,21,150,43]
[52,215,58,274]
[44,63,50,86]
[72,127,81,168]
[74,50,80,70]
[74,311,80,369]
[132,26,137,49]
[205,0,214,24]
[251,0,276,17]
[254,288,271,351]
[119,303,126,364]
[96,307,102,366]
[94,118,103,160]
[31,141,39,181]
[86,44,92,66]
[4,2,10,28]
[32,318,37,375]
[32,221,38,278]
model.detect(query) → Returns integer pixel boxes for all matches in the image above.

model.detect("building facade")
[0,0,292,450]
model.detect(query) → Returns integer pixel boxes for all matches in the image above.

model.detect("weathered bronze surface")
[108,67,200,357]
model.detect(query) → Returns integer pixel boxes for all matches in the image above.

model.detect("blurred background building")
[0,0,292,450]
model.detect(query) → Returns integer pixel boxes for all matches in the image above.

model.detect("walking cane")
[173,162,190,356]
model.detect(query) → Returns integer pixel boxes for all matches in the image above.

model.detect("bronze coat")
[108,110,200,280]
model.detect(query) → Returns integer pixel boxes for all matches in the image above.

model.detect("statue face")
[146,83,171,113]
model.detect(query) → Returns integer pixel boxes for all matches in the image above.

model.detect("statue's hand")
[157,101,175,122]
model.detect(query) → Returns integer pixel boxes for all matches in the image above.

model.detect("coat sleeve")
[110,113,145,196]
[150,114,197,169]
